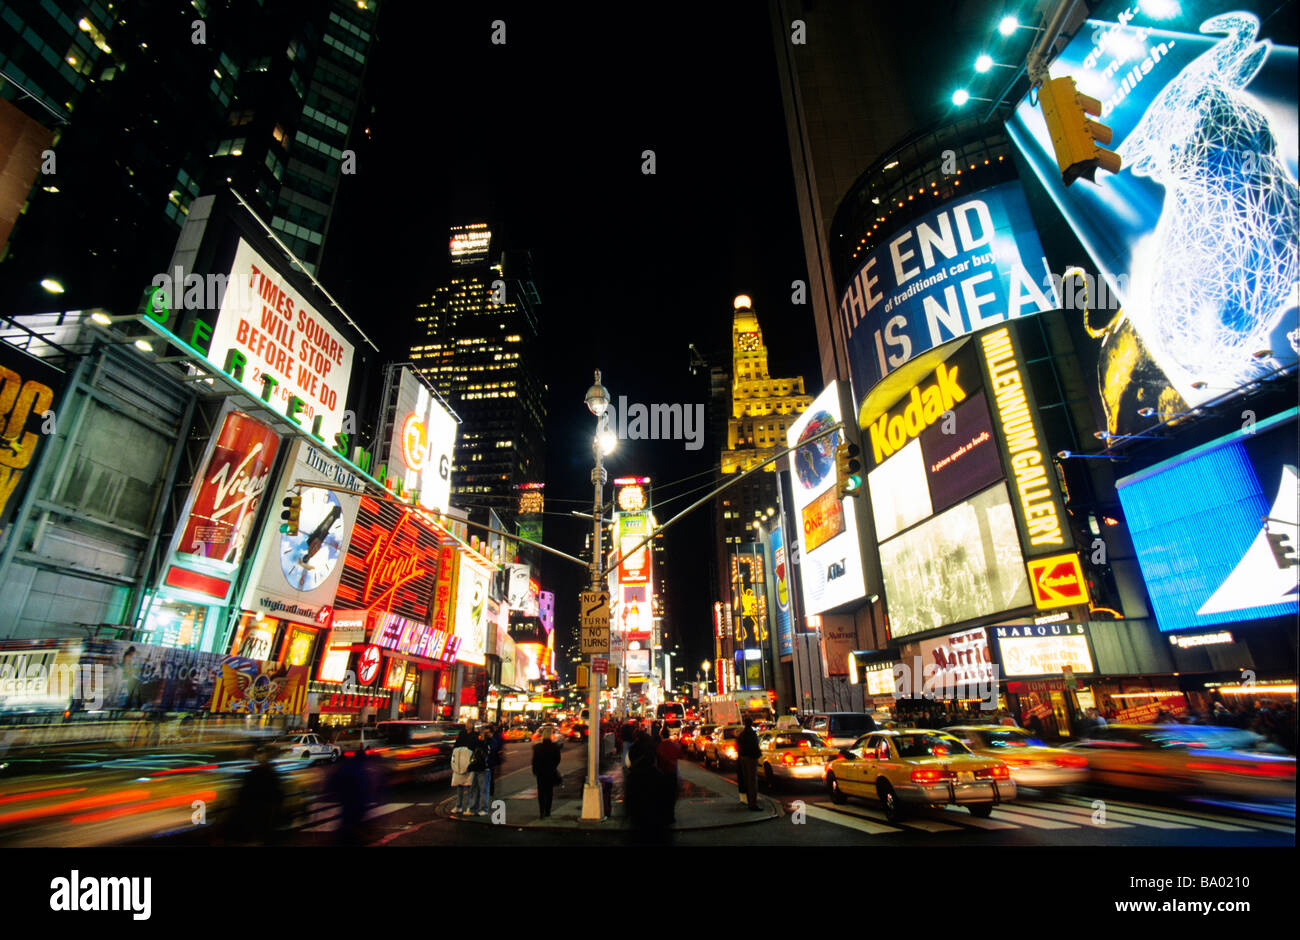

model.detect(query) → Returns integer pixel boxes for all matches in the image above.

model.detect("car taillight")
[976,764,1011,779]
[725,746,737,757]
[911,768,955,784]
[1055,755,1087,768]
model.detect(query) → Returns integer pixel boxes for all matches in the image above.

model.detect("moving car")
[945,725,1087,790]
[824,729,1016,821]
[335,726,387,757]
[758,730,838,788]
[276,733,339,763]
[531,724,565,749]
[503,724,531,741]
[1064,724,1295,801]
[373,720,460,785]
[690,724,717,760]
[703,725,744,769]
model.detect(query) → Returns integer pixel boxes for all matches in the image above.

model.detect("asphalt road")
[266,747,1295,849]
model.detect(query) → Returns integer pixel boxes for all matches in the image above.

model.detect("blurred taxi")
[503,724,531,742]
[703,725,745,769]
[824,729,1015,821]
[758,730,838,788]
[1065,724,1296,801]
[946,725,1087,790]
[531,724,565,749]
[690,724,717,761]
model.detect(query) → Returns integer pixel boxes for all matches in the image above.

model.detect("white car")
[278,733,340,763]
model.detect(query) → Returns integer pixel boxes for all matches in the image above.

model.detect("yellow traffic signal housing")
[1038,75,1121,185]
[576,664,589,690]
[835,442,863,499]
[280,493,301,536]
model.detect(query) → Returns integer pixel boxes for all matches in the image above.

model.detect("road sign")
[579,590,610,654]
[592,657,608,674]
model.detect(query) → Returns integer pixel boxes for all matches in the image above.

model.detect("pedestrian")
[485,723,505,798]
[227,745,286,844]
[655,721,683,824]
[450,725,479,815]
[326,745,383,846]
[466,730,489,815]
[531,726,562,819]
[736,716,762,810]
[620,717,638,768]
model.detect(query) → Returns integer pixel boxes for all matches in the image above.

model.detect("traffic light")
[280,493,301,535]
[835,442,863,499]
[1037,75,1121,185]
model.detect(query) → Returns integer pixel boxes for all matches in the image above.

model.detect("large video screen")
[1116,410,1298,631]
[879,482,1033,639]
[868,438,931,541]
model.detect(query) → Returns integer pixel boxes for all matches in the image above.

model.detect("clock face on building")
[738,332,760,352]
[280,487,346,591]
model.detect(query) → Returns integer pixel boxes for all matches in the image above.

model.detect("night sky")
[323,2,822,678]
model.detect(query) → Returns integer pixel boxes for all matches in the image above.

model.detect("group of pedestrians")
[450,722,505,816]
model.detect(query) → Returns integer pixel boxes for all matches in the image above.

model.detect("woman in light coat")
[450,726,479,815]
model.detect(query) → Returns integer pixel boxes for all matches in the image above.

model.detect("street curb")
[437,794,782,832]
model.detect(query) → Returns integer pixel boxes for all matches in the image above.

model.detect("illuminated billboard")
[617,511,651,584]
[993,623,1095,678]
[207,239,355,442]
[383,367,458,514]
[1116,409,1298,631]
[450,223,492,263]
[769,525,794,658]
[786,382,867,614]
[916,628,995,688]
[335,496,445,622]
[1006,4,1298,433]
[451,552,492,666]
[879,482,1033,639]
[838,181,1055,397]
[0,342,64,533]
[242,439,363,625]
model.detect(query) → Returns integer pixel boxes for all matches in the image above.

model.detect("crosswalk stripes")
[1054,795,1286,833]
[296,801,419,832]
[799,797,1291,836]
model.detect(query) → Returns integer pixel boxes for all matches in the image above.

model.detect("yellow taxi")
[945,725,1088,790]
[757,730,839,789]
[823,729,1016,822]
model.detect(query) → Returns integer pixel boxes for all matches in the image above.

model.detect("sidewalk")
[442,754,781,831]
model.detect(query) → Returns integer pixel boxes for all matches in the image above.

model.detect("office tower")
[0,0,378,313]
[408,224,545,529]
[714,294,811,665]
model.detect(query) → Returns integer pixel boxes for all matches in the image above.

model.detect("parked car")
[276,733,339,763]
[758,731,839,788]
[945,725,1087,790]
[824,729,1016,822]
[804,712,879,748]
[1063,724,1296,801]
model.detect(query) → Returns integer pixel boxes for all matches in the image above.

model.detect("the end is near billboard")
[207,238,356,442]
[839,180,1055,399]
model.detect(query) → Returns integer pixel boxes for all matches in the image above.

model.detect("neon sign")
[336,496,443,622]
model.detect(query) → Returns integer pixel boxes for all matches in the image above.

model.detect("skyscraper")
[714,294,811,671]
[0,0,378,313]
[408,224,545,529]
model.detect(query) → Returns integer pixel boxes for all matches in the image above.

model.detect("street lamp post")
[701,659,711,696]
[581,370,614,821]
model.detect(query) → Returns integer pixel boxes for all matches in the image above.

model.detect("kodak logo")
[869,363,966,464]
